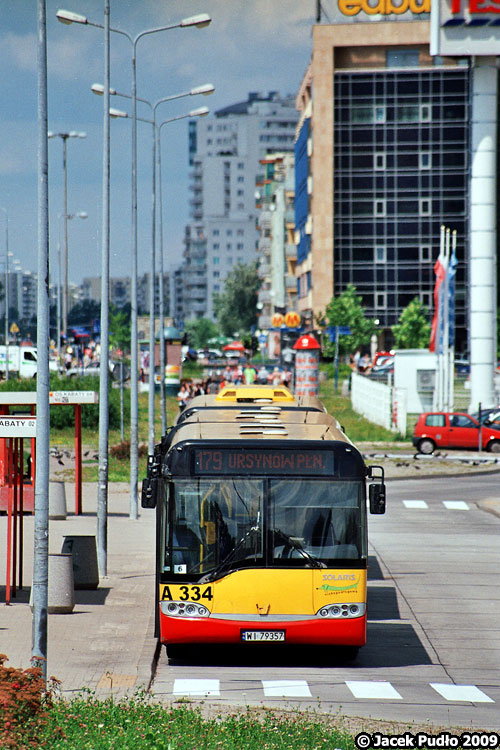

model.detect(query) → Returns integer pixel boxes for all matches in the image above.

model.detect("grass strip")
[33,697,355,750]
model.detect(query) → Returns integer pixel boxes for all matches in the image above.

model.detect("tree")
[391,297,431,349]
[213,263,261,337]
[184,318,219,350]
[322,284,376,357]
[109,304,131,353]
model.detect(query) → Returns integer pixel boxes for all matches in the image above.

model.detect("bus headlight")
[315,603,365,619]
[161,601,210,618]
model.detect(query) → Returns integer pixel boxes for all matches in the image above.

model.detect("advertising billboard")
[430,0,500,54]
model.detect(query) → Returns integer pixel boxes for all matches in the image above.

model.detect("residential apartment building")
[295,20,469,352]
[256,153,297,330]
[81,273,168,316]
[180,91,299,322]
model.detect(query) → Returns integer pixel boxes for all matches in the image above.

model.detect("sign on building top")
[327,0,429,22]
[431,0,500,54]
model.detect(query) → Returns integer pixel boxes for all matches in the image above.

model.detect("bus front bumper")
[160,612,366,647]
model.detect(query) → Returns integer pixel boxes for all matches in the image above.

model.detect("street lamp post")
[109,106,209,456]
[0,208,10,379]
[47,130,86,344]
[93,84,213,440]
[56,8,212,520]
[56,211,87,359]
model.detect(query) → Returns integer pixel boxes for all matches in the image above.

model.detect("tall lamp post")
[47,130,86,344]
[56,211,87,357]
[109,106,209,455]
[57,7,212,520]
[0,207,10,379]
[92,83,214,440]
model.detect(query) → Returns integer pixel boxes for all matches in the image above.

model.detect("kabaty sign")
[431,0,500,55]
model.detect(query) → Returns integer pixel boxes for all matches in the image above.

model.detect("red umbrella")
[223,340,245,351]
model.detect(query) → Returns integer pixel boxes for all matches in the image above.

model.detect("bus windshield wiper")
[198,514,261,583]
[273,528,326,568]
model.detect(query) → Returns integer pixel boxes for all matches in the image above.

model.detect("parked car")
[469,408,500,429]
[413,411,500,454]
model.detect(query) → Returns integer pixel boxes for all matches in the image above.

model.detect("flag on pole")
[447,232,458,348]
[429,248,448,353]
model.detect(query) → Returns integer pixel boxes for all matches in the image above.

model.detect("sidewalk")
[0,482,158,697]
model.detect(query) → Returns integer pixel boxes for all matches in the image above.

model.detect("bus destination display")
[193,448,334,476]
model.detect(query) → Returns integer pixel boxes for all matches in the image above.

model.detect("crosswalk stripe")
[345,680,402,700]
[403,500,428,509]
[430,683,494,703]
[262,680,312,697]
[173,678,220,696]
[443,501,469,510]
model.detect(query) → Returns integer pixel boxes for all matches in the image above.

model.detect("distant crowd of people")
[177,362,293,411]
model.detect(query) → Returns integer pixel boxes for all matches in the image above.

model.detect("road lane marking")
[430,683,494,703]
[403,500,428,509]
[346,681,402,699]
[262,680,312,697]
[442,501,469,510]
[173,679,220,696]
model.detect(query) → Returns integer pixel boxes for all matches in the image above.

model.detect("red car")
[412,412,500,454]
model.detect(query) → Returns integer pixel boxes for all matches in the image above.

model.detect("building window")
[238,162,244,169]
[374,152,386,171]
[386,49,419,68]
[420,103,431,122]
[213,243,219,250]
[226,229,232,236]
[237,243,244,250]
[419,152,431,170]
[419,198,431,216]
[213,271,220,278]
[375,246,386,263]
[398,105,419,123]
[374,199,386,217]
[420,245,431,262]
[352,105,385,124]
[375,292,387,309]
[213,257,219,265]
[420,292,431,307]
[227,243,232,250]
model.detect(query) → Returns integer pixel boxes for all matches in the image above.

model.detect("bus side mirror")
[369,483,386,515]
[141,477,158,508]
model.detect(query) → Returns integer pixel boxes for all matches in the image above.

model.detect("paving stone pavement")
[1,482,158,698]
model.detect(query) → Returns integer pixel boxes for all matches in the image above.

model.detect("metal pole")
[148,120,156,456]
[5,217,9,381]
[57,239,61,361]
[157,123,166,437]
[97,0,110,577]
[129,47,139,520]
[33,0,50,683]
[62,136,68,342]
[120,360,124,442]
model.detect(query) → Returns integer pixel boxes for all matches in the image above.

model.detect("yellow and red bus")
[142,402,385,658]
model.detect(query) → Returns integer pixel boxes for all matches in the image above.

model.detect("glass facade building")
[333,66,469,352]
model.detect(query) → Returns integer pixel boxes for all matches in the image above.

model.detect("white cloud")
[0,32,37,72]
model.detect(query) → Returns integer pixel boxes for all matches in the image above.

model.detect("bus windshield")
[162,478,365,579]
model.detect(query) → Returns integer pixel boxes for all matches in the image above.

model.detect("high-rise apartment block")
[180,92,299,321]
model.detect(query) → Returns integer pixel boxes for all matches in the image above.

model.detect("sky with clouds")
[0,1,319,286]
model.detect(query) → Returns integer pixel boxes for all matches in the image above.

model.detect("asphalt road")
[151,473,500,730]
